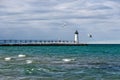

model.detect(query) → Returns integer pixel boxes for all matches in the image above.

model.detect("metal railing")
[0,40,75,44]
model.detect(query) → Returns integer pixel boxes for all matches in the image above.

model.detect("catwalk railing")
[0,40,75,44]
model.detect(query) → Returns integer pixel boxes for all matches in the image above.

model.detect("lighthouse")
[74,30,79,44]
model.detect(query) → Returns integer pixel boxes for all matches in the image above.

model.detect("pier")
[0,40,75,44]
[0,30,87,46]
[0,40,87,46]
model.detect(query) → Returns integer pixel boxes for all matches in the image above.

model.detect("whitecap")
[4,57,12,61]
[38,68,50,72]
[26,60,33,64]
[62,58,75,62]
[18,54,26,58]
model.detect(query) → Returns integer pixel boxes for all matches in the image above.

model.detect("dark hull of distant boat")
[0,43,88,46]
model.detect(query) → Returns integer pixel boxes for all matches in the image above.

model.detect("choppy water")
[0,44,120,80]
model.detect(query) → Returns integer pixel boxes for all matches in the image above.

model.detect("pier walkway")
[0,40,87,46]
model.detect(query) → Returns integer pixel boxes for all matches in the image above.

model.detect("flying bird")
[88,34,92,38]
[62,23,67,28]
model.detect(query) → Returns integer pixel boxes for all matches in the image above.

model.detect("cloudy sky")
[0,0,120,43]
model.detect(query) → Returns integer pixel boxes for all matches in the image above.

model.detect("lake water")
[0,44,120,80]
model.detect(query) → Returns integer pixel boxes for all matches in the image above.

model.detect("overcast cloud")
[0,0,120,43]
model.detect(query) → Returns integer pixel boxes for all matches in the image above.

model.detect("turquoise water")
[0,44,120,80]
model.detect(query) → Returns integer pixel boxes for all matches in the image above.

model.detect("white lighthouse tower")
[74,30,79,44]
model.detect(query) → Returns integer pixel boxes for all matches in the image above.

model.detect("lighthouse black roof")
[75,30,78,34]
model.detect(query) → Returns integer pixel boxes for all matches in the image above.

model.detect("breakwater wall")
[0,40,87,46]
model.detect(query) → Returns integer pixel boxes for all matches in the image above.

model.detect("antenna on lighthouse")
[74,30,79,44]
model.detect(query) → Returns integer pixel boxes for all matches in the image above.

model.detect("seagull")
[62,23,67,28]
[88,34,92,38]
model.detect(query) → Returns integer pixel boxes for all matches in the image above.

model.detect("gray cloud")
[0,0,120,43]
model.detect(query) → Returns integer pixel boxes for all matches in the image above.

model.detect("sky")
[0,0,120,44]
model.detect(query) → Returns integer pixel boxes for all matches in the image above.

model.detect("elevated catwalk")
[0,31,87,46]
[0,40,87,46]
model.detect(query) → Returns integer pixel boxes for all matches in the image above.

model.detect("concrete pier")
[0,40,87,46]
[0,31,88,46]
